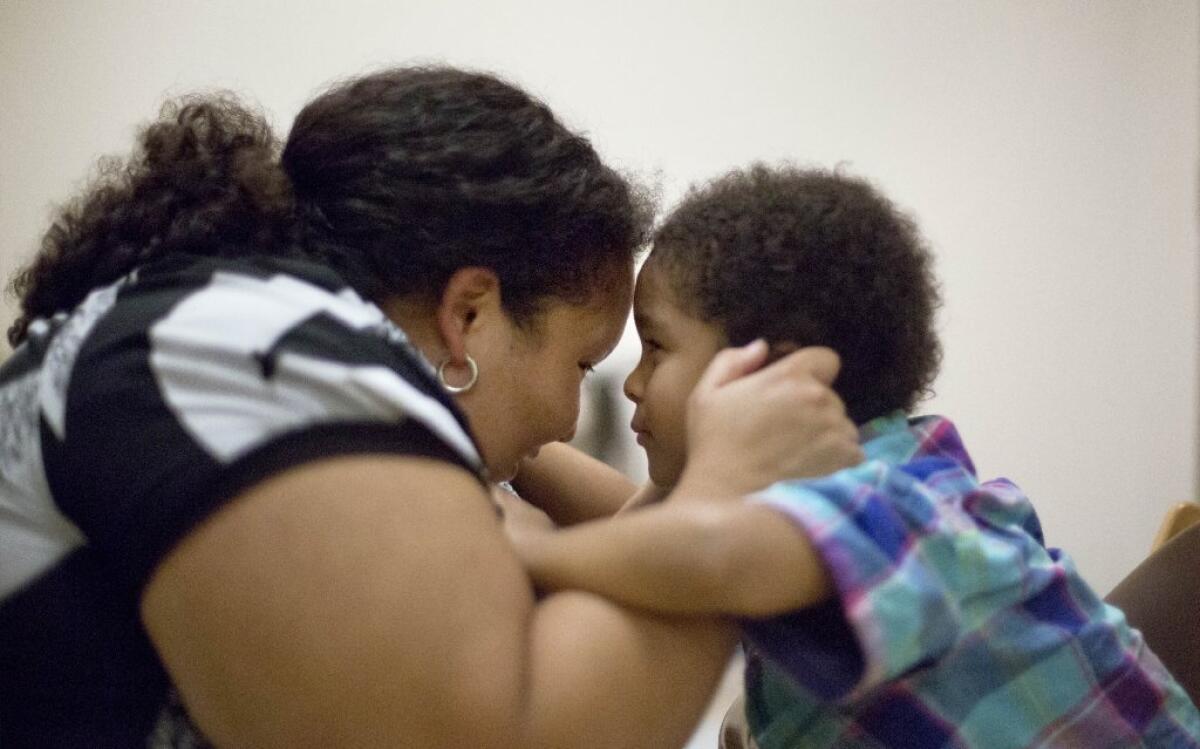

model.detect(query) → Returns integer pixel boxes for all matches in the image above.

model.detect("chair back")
[1106,510,1200,706]
[1151,502,1200,551]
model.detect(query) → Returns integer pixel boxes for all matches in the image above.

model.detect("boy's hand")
[678,341,863,499]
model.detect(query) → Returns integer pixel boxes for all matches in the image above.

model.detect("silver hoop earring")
[437,355,479,394]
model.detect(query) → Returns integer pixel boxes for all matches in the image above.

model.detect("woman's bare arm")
[141,455,734,749]
[512,441,641,524]
[140,343,858,747]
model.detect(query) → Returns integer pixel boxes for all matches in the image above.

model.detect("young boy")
[512,166,1200,747]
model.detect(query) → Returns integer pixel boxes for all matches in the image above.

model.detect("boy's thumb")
[695,339,769,392]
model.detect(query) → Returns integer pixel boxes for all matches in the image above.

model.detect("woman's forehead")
[541,286,629,342]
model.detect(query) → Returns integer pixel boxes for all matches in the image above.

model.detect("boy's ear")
[435,267,503,363]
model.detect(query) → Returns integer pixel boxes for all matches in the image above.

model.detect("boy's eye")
[579,363,596,377]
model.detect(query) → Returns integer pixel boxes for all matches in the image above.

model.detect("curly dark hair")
[651,165,942,424]
[281,67,652,320]
[7,66,652,345]
[7,94,293,344]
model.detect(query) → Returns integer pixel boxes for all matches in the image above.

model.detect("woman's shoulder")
[38,250,483,586]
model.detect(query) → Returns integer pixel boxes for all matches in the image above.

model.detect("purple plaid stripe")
[741,414,1200,748]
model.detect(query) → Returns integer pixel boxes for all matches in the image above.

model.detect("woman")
[0,67,862,747]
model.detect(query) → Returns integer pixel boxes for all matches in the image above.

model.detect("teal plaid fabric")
[741,414,1200,748]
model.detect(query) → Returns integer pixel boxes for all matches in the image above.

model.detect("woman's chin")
[489,463,519,484]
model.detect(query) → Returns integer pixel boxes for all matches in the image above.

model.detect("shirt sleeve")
[40,267,485,590]
[741,458,1046,702]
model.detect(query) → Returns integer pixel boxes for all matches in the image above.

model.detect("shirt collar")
[858,411,977,477]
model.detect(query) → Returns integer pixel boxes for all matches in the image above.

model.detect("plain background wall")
[1,0,1196,655]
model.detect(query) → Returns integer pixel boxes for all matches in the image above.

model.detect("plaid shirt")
[741,414,1200,748]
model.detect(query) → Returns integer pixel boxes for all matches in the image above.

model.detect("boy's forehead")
[633,261,673,321]
[635,255,682,298]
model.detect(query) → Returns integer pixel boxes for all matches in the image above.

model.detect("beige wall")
[2,0,1197,599]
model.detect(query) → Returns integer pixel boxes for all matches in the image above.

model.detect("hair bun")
[8,93,295,345]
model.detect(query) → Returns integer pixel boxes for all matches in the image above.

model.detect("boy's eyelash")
[580,363,596,376]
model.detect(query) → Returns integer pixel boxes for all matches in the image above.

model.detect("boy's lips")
[630,417,649,445]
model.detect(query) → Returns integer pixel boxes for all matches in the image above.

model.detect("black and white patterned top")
[0,253,483,747]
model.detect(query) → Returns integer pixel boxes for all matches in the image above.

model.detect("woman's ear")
[436,267,503,363]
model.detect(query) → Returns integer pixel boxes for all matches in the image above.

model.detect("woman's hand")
[679,341,863,499]
[495,483,557,552]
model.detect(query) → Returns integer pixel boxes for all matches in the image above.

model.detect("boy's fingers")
[695,339,769,391]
